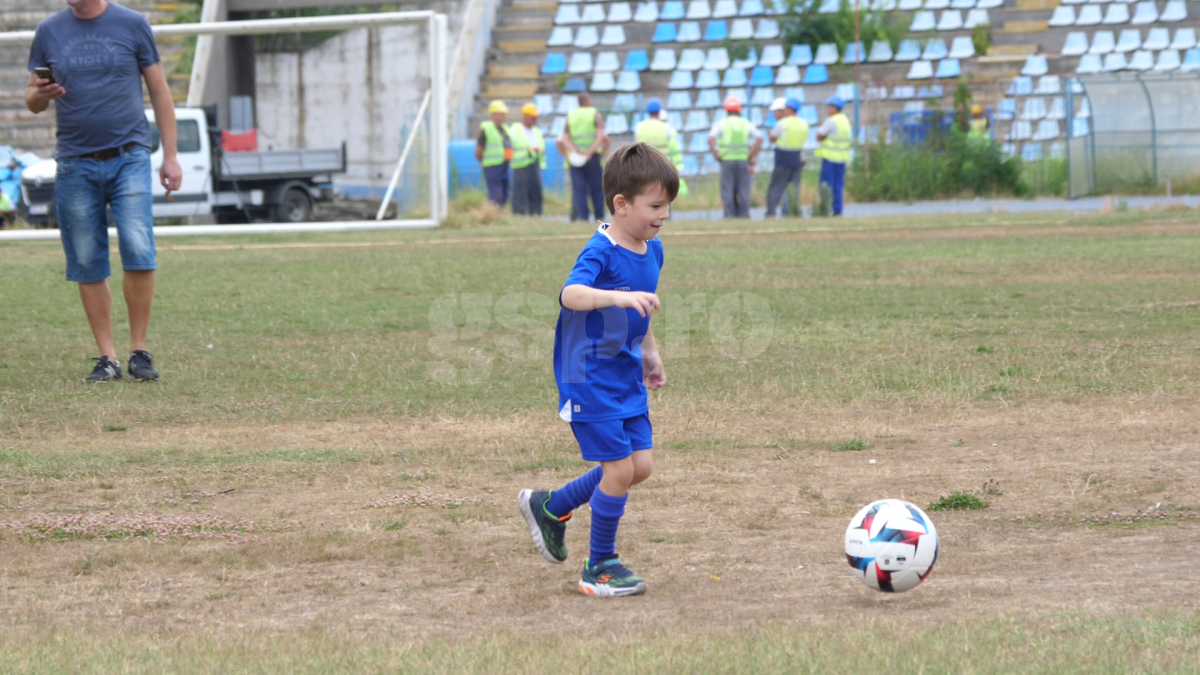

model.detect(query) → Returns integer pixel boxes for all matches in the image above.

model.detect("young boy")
[519,143,678,597]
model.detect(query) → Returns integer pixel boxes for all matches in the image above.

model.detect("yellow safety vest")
[815,112,852,164]
[479,120,511,168]
[635,118,671,153]
[567,106,598,150]
[776,116,810,151]
[509,123,546,170]
[968,117,990,143]
[718,115,752,161]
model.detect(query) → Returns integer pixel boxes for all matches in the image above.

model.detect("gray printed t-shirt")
[28,4,160,158]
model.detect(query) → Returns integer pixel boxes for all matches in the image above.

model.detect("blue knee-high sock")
[545,466,603,518]
[588,488,627,562]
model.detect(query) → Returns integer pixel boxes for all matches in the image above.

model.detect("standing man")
[815,95,852,217]
[967,104,992,145]
[510,102,546,216]
[655,105,688,198]
[27,0,181,382]
[635,99,687,197]
[558,92,608,222]
[476,100,513,207]
[708,95,762,219]
[765,97,808,218]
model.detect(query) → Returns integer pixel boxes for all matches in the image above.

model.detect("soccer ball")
[844,499,939,593]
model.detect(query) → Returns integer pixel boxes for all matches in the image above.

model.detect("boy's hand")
[644,350,666,390]
[613,291,661,318]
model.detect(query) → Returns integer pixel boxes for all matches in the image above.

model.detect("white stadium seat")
[1022,55,1049,76]
[574,25,599,48]
[814,43,840,64]
[705,47,731,70]
[601,25,627,45]
[687,0,712,19]
[869,41,895,62]
[1160,0,1187,22]
[1076,54,1102,73]
[595,51,620,71]
[1047,96,1066,120]
[1035,75,1061,95]
[925,0,950,10]
[634,2,659,22]
[1021,97,1046,120]
[651,49,678,71]
[1102,3,1130,25]
[1114,29,1139,52]
[678,48,707,70]
[965,8,990,28]
[1061,31,1088,56]
[1172,28,1198,51]
[1127,49,1154,70]
[907,60,934,79]
[555,5,581,24]
[581,4,606,23]
[760,44,786,66]
[1130,1,1157,24]
[548,26,573,47]
[949,36,975,59]
[713,0,738,17]
[1102,51,1128,71]
[1049,6,1075,27]
[937,10,963,30]
[911,10,936,30]
[1143,27,1170,51]
[1076,5,1101,25]
[1154,49,1182,71]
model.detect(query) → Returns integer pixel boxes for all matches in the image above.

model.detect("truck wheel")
[215,208,251,224]
[273,188,312,223]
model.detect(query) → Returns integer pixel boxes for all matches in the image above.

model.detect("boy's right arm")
[561,285,661,318]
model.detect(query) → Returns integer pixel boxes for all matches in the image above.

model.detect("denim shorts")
[56,146,155,284]
[570,413,653,462]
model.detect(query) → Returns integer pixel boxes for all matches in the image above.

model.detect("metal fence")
[1069,73,1200,198]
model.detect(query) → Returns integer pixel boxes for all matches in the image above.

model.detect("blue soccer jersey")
[554,224,665,423]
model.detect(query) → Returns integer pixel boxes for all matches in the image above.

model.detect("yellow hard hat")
[489,100,509,115]
[522,103,539,117]
[971,104,983,115]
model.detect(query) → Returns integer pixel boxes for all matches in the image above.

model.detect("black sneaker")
[86,356,122,383]
[579,556,647,597]
[128,350,159,381]
[518,489,570,563]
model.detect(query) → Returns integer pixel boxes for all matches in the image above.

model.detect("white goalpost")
[0,11,450,242]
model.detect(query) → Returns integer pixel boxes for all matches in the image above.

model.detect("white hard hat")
[567,152,589,167]
[769,97,788,111]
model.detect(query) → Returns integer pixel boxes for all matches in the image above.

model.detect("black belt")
[77,143,140,161]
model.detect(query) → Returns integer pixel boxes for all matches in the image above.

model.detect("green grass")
[929,491,988,511]
[833,437,871,452]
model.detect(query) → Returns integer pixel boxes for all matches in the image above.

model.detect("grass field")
[2,210,1200,673]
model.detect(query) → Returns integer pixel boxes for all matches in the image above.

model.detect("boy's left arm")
[642,329,666,390]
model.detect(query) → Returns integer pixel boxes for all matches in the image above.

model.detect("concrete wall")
[254,1,466,195]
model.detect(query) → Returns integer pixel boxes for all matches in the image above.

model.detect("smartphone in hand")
[33,66,55,84]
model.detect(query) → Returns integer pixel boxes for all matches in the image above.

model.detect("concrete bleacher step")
[1014,0,1056,10]
[496,39,548,55]
[984,43,1039,59]
[999,19,1049,35]
[481,82,539,100]
[488,63,540,80]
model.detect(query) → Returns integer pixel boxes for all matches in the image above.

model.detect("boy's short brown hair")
[601,142,680,216]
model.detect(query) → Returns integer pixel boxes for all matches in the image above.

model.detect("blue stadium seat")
[895,39,922,61]
[705,47,731,70]
[634,1,659,22]
[688,0,712,19]
[688,132,710,153]
[722,68,748,87]
[1182,49,1200,71]
[542,53,567,74]
[935,59,961,78]
[696,89,722,108]
[652,23,677,43]
[669,70,696,89]
[669,91,694,109]
[668,111,685,130]
[568,52,594,74]
[685,110,711,131]
[775,64,801,85]
[842,41,864,64]
[760,44,785,67]
[652,48,679,71]
[612,94,637,112]
[922,39,947,60]
[788,44,813,66]
[732,47,758,69]
[762,111,776,129]
[749,65,775,86]
[800,105,818,125]
[661,0,687,20]
[784,86,805,102]
[705,20,729,41]
[624,50,649,71]
[595,51,620,72]
[601,26,627,46]
[547,27,573,47]
[562,77,587,93]
[802,64,828,84]
[574,26,599,49]
[679,48,707,70]
[607,113,630,135]
[682,154,700,177]
[741,0,765,16]
[616,71,641,92]
[591,72,616,92]
[679,21,703,41]
[696,69,721,88]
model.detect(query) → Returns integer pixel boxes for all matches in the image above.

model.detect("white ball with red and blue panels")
[844,499,939,593]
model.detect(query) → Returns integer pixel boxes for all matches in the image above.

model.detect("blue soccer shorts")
[570,413,653,462]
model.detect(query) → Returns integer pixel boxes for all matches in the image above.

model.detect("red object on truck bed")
[221,129,258,152]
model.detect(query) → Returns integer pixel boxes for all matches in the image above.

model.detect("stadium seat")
[607,113,630,135]
[910,11,936,31]
[635,1,659,22]
[704,20,728,40]
[722,68,748,87]
[836,82,857,101]
[1008,121,1031,141]
[799,105,818,125]
[1183,48,1200,71]
[750,87,775,106]
[964,8,990,28]
[923,38,948,60]
[679,21,703,41]
[1076,5,1101,25]
[785,86,806,102]
[1130,1,1156,24]
[705,47,731,70]
[741,0,766,16]
[569,52,594,74]
[673,48,703,71]
[534,94,555,113]
[1172,28,1198,51]
[688,0,713,19]
[542,53,567,74]
[652,23,677,42]
[788,44,814,65]
[926,0,950,10]
[976,0,1001,8]
[1078,98,1091,118]
[1047,96,1065,120]
[760,44,786,67]
[935,59,961,78]
[1022,55,1049,77]
[948,36,975,59]
[1127,49,1153,70]
[602,25,628,46]
[574,26,599,48]
[625,50,650,71]
[819,0,840,12]
[682,154,700,176]
[892,85,916,99]
[1061,0,1083,4]
[1035,75,1061,95]
[996,98,1016,119]
[814,43,840,65]
[907,60,934,79]
[1007,76,1033,96]
[775,64,802,84]
[840,41,863,64]
[749,65,775,86]
[662,0,687,20]
[1144,27,1170,51]
[899,0,921,10]
[669,70,695,89]
[872,0,898,9]
[1092,30,1118,54]
[696,69,721,87]
[1049,6,1075,27]
[1103,3,1130,25]
[904,101,926,113]
[762,111,777,129]
[951,0,976,8]
[802,64,829,83]
[684,110,711,131]
[612,94,637,112]
[1048,141,1065,159]
[732,47,758,69]
[1061,31,1088,56]
[555,95,578,114]
[651,48,678,71]
[1021,97,1046,120]
[730,18,754,39]
[937,10,963,30]
[548,26,573,47]
[755,18,781,39]
[1076,53,1103,74]
[1033,120,1060,141]
[609,2,633,22]
[589,72,615,91]
[548,116,566,139]
[701,154,720,175]
[595,51,620,72]
[868,40,894,62]
[688,132,710,153]
[1102,52,1128,71]
[555,4,581,24]
[1021,143,1043,162]
[581,4,606,22]
[724,87,747,103]
[617,71,642,92]
[767,0,789,14]
[748,107,765,126]
[696,89,722,108]
[895,39,922,61]
[1071,117,1089,138]
[1161,0,1188,22]
[713,0,738,17]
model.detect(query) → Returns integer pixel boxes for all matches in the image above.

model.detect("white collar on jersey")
[596,222,616,246]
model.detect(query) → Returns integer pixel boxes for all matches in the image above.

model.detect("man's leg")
[766,167,787,217]
[587,156,606,221]
[819,160,834,213]
[511,166,529,214]
[719,161,736,217]
[79,281,117,359]
[57,158,117,361]
[789,165,803,217]
[736,161,752,218]
[570,165,589,221]
[531,168,544,215]
[111,148,156,355]
[831,162,845,216]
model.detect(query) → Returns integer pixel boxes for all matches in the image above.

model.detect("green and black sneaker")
[579,556,647,597]
[518,489,570,563]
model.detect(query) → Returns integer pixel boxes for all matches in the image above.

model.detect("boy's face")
[613,182,672,240]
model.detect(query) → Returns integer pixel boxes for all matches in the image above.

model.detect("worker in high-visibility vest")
[474,100,514,206]
[815,95,852,216]
[967,104,991,145]
[766,97,809,218]
[634,99,688,197]
[708,95,763,219]
[557,92,609,222]
[509,103,546,216]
